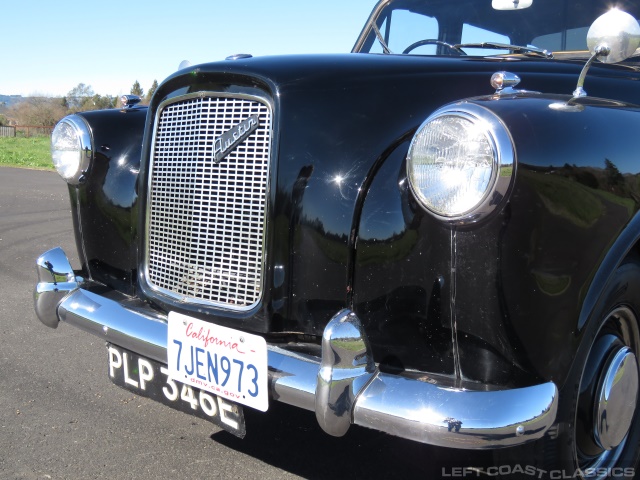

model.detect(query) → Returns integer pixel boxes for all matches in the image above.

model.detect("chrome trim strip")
[37,248,559,449]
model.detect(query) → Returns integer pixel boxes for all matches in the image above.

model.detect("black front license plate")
[107,344,246,438]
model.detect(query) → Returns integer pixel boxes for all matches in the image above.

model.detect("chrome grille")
[145,93,272,310]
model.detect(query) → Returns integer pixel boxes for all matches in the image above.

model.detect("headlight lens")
[51,115,92,184]
[407,103,515,222]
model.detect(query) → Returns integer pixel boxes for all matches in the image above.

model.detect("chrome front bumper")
[35,247,558,449]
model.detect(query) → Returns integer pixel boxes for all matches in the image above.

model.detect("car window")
[532,27,589,51]
[460,24,510,56]
[356,0,640,58]
[380,9,440,55]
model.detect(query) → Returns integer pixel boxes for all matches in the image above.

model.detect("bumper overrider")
[35,247,558,449]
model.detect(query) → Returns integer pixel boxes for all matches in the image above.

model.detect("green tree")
[131,80,144,97]
[604,158,624,188]
[145,80,158,104]
[78,94,116,111]
[65,83,95,111]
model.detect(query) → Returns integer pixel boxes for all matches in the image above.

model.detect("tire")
[494,259,640,479]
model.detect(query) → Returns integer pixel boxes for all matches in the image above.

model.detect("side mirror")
[574,9,640,97]
[587,8,640,64]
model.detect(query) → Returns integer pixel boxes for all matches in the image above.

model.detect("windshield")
[354,0,640,57]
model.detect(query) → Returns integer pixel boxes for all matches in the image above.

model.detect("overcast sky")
[2,0,375,97]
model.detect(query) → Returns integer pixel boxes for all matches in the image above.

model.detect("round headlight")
[407,103,515,222]
[51,115,93,184]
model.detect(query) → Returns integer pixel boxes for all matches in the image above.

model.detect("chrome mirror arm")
[572,45,610,98]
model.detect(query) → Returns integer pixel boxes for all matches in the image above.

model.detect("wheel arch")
[579,212,640,334]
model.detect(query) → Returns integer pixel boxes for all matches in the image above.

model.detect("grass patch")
[591,187,637,217]
[0,136,53,170]
[521,170,603,228]
[357,229,419,266]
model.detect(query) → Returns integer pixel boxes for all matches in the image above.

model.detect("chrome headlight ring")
[406,102,516,224]
[51,115,93,185]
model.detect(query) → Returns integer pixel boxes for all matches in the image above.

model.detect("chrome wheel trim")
[575,306,640,472]
[593,346,638,451]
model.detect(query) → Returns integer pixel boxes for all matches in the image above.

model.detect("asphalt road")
[0,166,492,480]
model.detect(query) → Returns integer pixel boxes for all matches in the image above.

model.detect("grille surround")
[143,92,272,311]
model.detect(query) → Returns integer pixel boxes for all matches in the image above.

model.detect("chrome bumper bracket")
[315,309,377,437]
[34,247,78,328]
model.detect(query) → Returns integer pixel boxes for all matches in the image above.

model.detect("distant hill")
[0,95,25,108]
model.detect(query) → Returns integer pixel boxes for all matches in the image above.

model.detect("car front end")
[35,0,640,474]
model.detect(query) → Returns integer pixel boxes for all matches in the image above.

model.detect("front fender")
[71,107,147,294]
[353,93,640,388]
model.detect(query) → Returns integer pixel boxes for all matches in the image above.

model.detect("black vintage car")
[35,0,640,476]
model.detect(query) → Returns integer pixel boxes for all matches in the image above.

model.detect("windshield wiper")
[455,42,553,59]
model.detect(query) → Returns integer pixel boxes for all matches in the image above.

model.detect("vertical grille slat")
[145,94,272,309]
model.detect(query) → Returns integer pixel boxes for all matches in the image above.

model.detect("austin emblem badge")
[213,115,260,163]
